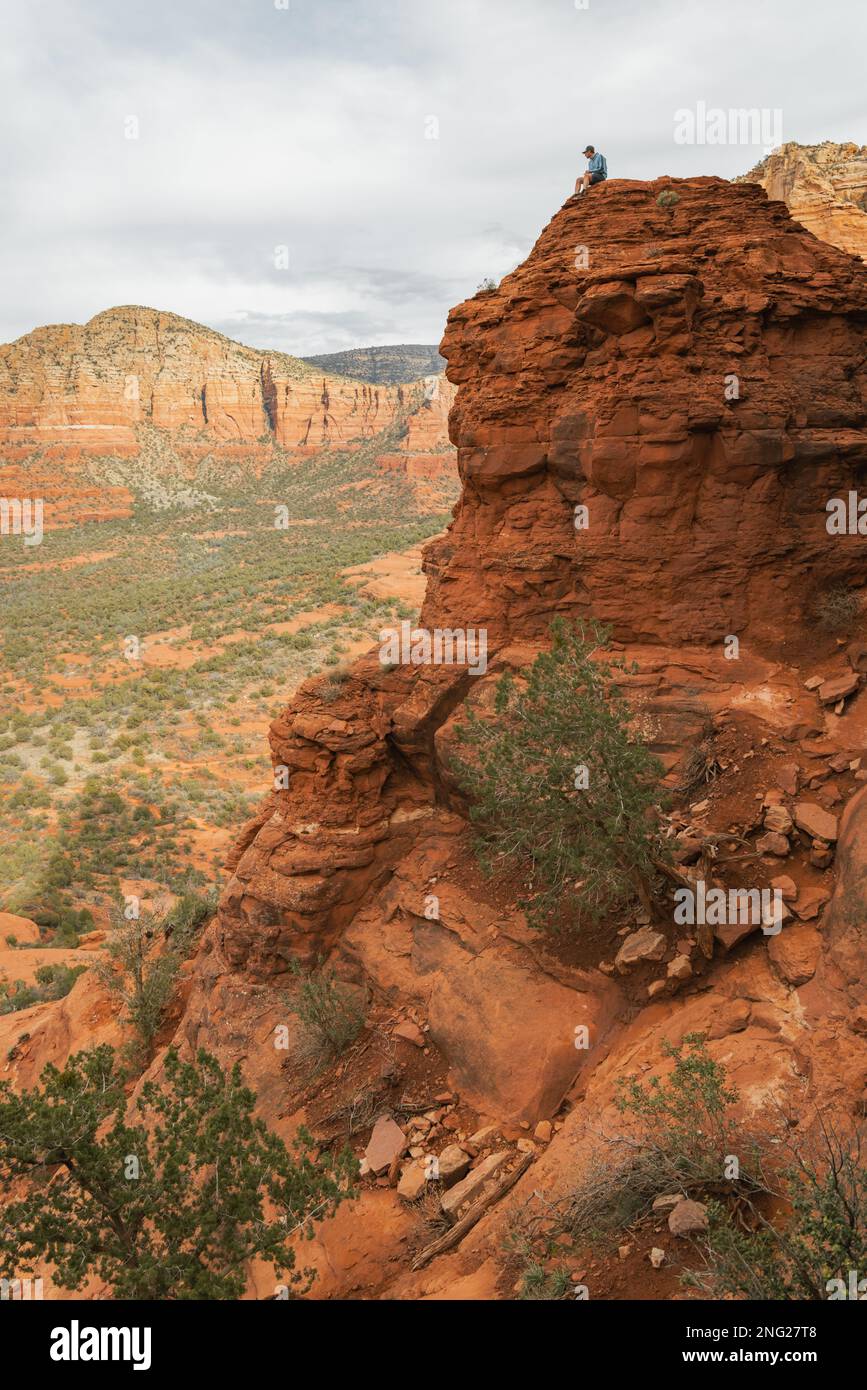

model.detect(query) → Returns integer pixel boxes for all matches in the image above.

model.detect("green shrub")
[657,189,679,208]
[0,962,86,1015]
[695,1119,867,1301]
[614,1033,746,1191]
[569,1033,867,1301]
[292,963,365,1071]
[97,912,181,1058]
[451,620,666,932]
[0,1045,356,1298]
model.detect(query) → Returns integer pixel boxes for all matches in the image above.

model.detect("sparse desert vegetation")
[0,435,455,938]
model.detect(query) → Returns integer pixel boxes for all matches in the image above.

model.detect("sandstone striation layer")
[1,306,416,454]
[0,306,455,524]
[741,141,867,264]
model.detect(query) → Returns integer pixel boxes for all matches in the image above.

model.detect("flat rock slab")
[393,1020,426,1047]
[794,802,839,842]
[615,928,667,971]
[714,918,760,954]
[819,673,859,705]
[364,1115,407,1175]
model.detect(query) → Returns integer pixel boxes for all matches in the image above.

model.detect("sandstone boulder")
[768,925,822,987]
[427,951,615,1124]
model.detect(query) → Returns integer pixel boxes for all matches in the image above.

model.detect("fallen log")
[411,1151,534,1271]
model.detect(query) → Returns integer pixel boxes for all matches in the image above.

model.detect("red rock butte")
[430,175,867,648]
[214,175,867,987]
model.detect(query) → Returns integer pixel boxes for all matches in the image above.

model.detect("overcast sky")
[1,0,865,355]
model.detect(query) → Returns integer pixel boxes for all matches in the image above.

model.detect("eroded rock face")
[741,141,867,264]
[430,176,867,649]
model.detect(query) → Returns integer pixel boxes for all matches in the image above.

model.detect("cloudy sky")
[2,0,865,355]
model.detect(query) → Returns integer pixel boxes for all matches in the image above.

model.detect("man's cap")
[583,145,595,154]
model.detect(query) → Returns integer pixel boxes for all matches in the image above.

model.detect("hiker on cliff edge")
[576,145,607,194]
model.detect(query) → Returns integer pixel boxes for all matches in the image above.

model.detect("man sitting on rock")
[576,145,608,194]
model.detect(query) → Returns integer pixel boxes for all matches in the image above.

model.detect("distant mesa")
[0,307,456,526]
[301,344,446,385]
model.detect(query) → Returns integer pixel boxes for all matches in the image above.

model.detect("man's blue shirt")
[589,152,607,178]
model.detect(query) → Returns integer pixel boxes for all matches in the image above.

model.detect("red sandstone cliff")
[173,181,867,1295]
[212,174,867,973]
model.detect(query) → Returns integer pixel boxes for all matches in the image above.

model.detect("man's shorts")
[589,172,606,185]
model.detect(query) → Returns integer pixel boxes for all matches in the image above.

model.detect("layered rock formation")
[0,307,456,524]
[374,375,457,507]
[0,307,406,456]
[206,177,867,1139]
[741,141,867,263]
[429,175,867,648]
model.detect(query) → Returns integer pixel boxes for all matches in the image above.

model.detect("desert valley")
[2,137,867,1314]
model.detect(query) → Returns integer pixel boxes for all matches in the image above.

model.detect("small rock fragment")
[364,1115,407,1175]
[667,954,693,982]
[668,1199,709,1237]
[437,1144,471,1187]
[771,874,798,902]
[764,805,793,835]
[652,1194,684,1212]
[615,927,667,972]
[393,1020,426,1047]
[756,831,790,857]
[397,1161,428,1202]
